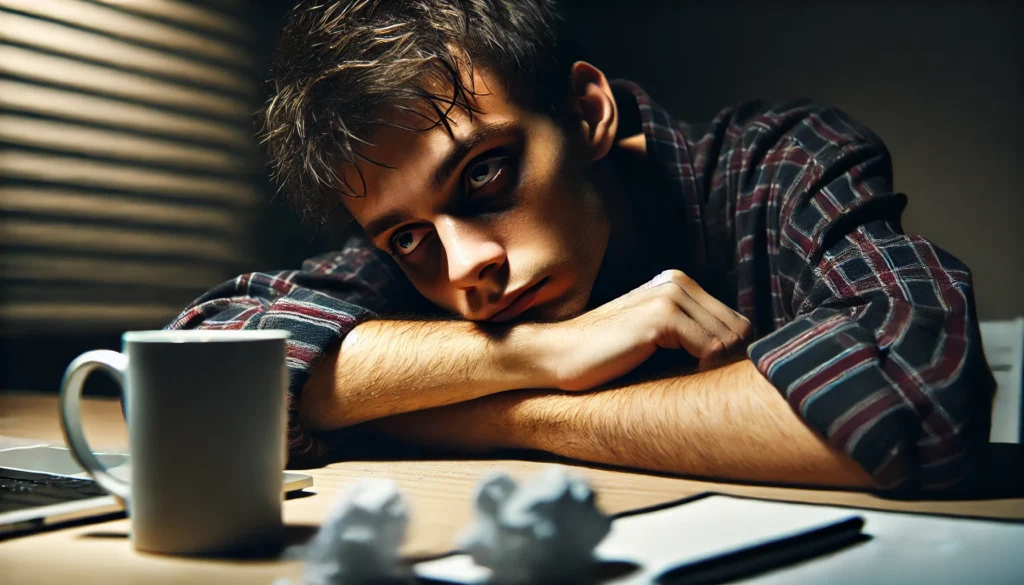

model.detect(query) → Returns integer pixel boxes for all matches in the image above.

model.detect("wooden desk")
[2,391,1022,585]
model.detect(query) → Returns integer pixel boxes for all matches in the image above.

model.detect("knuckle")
[644,325,666,347]
[704,338,726,358]
[648,296,678,316]
[725,331,743,348]
[665,269,693,288]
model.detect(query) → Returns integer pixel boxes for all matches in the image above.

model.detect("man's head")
[263,0,628,322]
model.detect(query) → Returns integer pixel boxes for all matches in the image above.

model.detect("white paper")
[415,495,861,584]
[980,318,1024,443]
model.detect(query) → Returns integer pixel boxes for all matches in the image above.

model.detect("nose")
[435,216,506,289]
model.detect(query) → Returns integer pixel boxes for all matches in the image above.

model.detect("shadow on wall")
[0,0,316,393]
[564,0,1024,320]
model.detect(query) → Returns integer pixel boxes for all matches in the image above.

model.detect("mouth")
[489,277,549,323]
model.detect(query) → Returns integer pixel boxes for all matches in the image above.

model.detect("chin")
[531,286,590,322]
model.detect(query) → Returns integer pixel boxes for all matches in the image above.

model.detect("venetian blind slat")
[0,10,256,95]
[0,151,260,205]
[0,0,254,68]
[0,220,242,264]
[0,80,252,149]
[0,115,250,174]
[92,0,253,43]
[0,303,183,335]
[0,45,252,120]
[1,253,230,290]
[0,187,242,233]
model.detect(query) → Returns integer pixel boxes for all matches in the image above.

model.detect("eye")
[389,225,432,257]
[466,156,506,191]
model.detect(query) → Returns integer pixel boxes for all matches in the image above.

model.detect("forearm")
[299,319,547,430]
[369,360,873,488]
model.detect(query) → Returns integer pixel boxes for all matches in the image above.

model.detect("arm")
[719,103,995,492]
[185,241,747,462]
[301,267,753,431]
[299,319,547,430]
[363,359,873,488]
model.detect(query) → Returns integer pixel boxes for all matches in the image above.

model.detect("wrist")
[489,389,578,451]
[497,322,562,390]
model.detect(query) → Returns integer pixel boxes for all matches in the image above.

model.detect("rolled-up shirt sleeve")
[740,105,995,492]
[166,236,412,466]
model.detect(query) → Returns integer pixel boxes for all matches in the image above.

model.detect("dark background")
[1,0,1021,395]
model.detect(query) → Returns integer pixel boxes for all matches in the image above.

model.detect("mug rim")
[123,330,290,343]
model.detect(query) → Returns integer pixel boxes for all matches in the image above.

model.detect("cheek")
[407,278,461,314]
[501,148,607,278]
[537,178,605,254]
[394,247,452,306]
[517,156,593,241]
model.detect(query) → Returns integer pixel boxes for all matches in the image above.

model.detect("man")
[170,0,994,493]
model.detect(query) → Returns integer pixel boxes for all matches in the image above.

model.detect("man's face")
[341,71,611,322]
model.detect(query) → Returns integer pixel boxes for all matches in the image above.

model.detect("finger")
[633,269,740,349]
[664,271,752,342]
[689,287,751,342]
[625,269,673,298]
[667,311,723,359]
[659,282,742,350]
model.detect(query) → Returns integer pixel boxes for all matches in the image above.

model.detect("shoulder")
[699,100,887,160]
[297,231,433,313]
[302,233,398,278]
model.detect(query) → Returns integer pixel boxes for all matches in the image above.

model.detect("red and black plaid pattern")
[624,80,993,492]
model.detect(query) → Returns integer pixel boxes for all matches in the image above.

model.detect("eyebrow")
[364,209,413,247]
[432,120,517,189]
[363,120,519,244]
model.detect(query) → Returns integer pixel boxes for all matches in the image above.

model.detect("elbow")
[871,301,996,495]
[297,345,345,432]
[863,389,993,496]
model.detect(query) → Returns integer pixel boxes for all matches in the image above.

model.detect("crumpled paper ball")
[301,478,412,585]
[458,467,612,584]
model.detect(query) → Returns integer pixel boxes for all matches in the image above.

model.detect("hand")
[534,270,752,391]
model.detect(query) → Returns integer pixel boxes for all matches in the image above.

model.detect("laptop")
[0,443,313,537]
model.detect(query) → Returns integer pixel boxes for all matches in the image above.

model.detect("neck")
[586,139,667,309]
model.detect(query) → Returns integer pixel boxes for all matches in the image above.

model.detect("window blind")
[0,0,266,335]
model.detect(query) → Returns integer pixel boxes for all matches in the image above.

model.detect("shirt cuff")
[245,288,374,468]
[747,310,921,490]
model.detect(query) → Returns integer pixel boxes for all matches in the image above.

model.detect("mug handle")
[59,350,131,502]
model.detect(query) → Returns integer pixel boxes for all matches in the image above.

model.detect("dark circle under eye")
[396,232,414,249]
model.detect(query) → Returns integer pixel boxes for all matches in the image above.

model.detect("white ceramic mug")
[59,329,290,556]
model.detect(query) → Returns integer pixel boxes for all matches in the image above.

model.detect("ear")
[569,61,618,162]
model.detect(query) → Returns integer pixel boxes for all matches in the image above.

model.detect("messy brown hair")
[260,0,580,227]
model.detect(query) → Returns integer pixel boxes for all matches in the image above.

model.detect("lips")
[490,278,547,323]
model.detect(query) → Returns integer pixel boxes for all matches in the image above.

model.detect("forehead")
[338,71,524,223]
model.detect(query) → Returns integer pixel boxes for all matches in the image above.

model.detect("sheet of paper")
[980,318,1024,443]
[414,494,862,584]
[0,442,129,479]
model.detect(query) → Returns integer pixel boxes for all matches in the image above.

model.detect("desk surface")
[1,391,1022,585]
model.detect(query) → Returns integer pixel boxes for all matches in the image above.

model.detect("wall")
[0,0,276,391]
[566,0,1023,319]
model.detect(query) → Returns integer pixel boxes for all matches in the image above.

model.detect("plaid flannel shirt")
[169,81,994,492]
